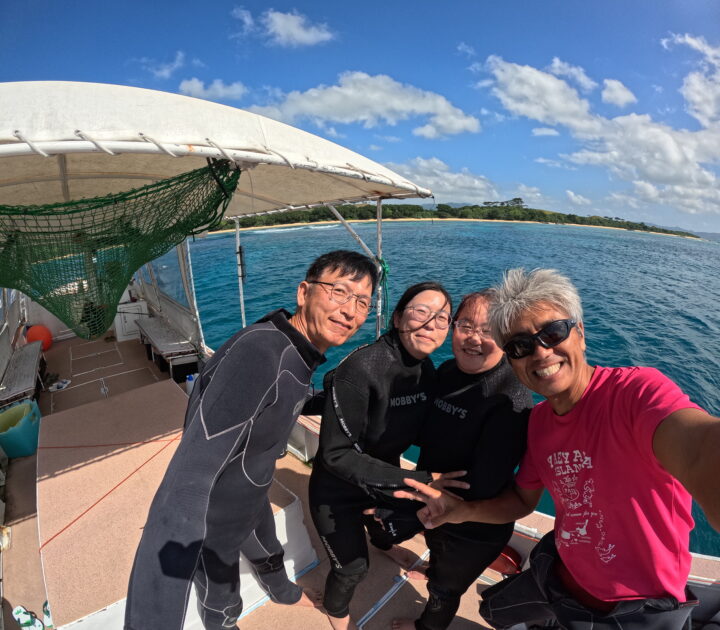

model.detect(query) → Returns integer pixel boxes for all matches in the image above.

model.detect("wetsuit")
[309,330,434,618]
[125,309,324,630]
[415,357,532,630]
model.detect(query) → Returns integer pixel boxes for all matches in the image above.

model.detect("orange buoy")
[26,325,53,351]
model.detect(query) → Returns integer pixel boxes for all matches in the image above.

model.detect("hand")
[429,470,469,499]
[393,477,464,529]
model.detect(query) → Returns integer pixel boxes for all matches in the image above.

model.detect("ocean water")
[190,220,720,556]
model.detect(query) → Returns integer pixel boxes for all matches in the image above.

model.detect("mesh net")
[0,160,240,339]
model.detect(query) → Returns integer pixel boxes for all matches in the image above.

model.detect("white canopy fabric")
[0,81,431,216]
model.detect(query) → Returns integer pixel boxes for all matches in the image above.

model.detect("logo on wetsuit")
[433,398,468,419]
[389,392,427,407]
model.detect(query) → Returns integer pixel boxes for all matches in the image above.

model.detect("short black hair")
[389,281,452,331]
[305,250,379,292]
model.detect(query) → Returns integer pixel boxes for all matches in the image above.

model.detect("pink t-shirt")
[516,366,701,602]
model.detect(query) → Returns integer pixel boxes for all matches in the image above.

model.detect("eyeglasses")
[453,319,493,338]
[308,281,375,314]
[404,304,452,329]
[503,319,577,360]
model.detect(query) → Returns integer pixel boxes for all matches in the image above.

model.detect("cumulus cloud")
[139,51,185,79]
[179,78,247,100]
[385,157,498,202]
[487,55,602,137]
[546,57,598,92]
[262,9,334,46]
[662,33,720,128]
[532,127,560,136]
[566,190,591,205]
[231,7,334,47]
[251,71,480,139]
[602,79,637,107]
[481,51,720,218]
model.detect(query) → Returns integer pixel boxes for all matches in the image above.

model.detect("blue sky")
[3,1,720,231]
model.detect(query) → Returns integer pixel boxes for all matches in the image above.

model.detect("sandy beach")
[208,217,695,239]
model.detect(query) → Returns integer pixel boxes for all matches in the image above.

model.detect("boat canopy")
[0,81,431,215]
[0,82,429,338]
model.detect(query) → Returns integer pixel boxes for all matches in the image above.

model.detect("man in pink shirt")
[397,268,720,629]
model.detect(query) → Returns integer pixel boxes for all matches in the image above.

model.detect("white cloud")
[487,55,602,137]
[566,190,591,205]
[231,6,256,34]
[231,7,334,47]
[140,51,185,79]
[602,79,637,107]
[662,33,720,127]
[482,51,720,219]
[368,144,382,151]
[514,184,547,205]
[457,42,476,57]
[251,71,480,139]
[179,78,247,100]
[376,134,401,143]
[546,57,598,92]
[385,157,498,202]
[532,127,559,136]
[261,9,334,47]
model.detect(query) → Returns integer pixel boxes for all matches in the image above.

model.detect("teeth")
[536,364,561,377]
[463,348,482,356]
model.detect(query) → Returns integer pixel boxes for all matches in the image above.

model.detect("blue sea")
[189,220,720,556]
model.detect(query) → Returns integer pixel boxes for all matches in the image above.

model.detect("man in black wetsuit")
[125,250,378,630]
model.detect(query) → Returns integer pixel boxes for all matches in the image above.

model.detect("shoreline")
[208,217,697,239]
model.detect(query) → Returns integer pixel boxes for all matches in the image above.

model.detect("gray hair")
[488,268,583,344]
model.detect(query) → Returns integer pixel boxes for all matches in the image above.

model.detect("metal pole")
[234,218,247,328]
[327,205,376,259]
[183,240,207,352]
[375,199,384,339]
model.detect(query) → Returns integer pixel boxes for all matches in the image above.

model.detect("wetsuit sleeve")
[319,374,431,500]
[301,388,326,415]
[466,404,530,500]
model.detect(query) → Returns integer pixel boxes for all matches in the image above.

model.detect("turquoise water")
[190,220,720,556]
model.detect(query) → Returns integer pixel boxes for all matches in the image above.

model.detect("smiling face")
[393,289,451,360]
[452,298,504,374]
[293,268,373,353]
[505,302,593,415]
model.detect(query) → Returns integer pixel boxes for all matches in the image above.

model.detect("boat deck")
[2,334,718,629]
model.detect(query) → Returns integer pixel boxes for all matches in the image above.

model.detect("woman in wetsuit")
[309,282,463,630]
[392,290,533,630]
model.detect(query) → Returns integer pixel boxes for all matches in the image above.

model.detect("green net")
[0,160,240,339]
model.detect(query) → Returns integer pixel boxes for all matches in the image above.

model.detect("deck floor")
[2,335,170,629]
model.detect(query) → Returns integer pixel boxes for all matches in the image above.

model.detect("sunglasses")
[503,319,577,360]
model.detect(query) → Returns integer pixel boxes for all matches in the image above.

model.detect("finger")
[403,478,442,498]
[441,489,465,500]
[362,508,377,515]
[393,489,427,502]
[440,470,467,479]
[439,480,470,489]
